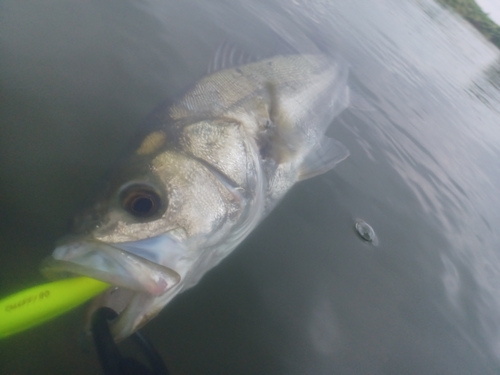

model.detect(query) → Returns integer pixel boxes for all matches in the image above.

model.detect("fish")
[41,46,350,341]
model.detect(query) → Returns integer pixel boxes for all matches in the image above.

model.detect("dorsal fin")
[207,40,261,74]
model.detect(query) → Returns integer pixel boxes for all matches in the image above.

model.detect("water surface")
[1,0,500,374]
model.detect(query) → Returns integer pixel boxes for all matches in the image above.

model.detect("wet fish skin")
[42,53,350,340]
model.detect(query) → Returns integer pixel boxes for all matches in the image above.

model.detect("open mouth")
[40,236,184,340]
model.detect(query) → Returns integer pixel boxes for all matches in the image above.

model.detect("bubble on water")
[355,219,378,245]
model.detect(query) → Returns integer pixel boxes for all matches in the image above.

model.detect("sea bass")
[42,51,350,340]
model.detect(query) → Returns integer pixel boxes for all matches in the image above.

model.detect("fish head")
[42,129,244,340]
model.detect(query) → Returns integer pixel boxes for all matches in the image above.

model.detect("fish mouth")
[41,234,186,340]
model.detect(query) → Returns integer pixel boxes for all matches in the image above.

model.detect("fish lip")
[41,239,181,296]
[83,286,162,342]
[42,234,190,339]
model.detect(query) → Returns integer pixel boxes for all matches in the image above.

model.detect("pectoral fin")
[298,138,349,181]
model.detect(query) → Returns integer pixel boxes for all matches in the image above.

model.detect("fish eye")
[120,185,163,218]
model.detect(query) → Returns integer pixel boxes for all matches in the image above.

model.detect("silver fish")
[42,51,350,340]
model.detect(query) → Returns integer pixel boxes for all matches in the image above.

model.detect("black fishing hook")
[91,307,169,375]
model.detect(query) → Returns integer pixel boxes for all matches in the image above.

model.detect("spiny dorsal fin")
[298,137,349,181]
[207,40,261,74]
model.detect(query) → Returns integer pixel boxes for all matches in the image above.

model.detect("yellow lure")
[0,277,110,339]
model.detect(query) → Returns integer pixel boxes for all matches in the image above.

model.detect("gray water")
[1,0,500,374]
